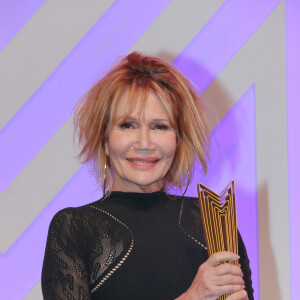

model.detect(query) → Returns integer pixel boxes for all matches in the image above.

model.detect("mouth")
[126,157,160,168]
[126,157,160,163]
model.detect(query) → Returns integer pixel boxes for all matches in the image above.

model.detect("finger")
[216,263,244,277]
[226,289,248,300]
[213,274,245,286]
[217,284,245,297]
[208,252,240,267]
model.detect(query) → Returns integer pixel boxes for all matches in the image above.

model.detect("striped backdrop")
[0,1,299,299]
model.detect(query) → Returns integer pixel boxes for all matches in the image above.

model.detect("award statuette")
[197,181,238,300]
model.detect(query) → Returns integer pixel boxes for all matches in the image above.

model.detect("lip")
[127,157,160,162]
[126,157,160,169]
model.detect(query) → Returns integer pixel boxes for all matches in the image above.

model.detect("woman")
[42,52,253,299]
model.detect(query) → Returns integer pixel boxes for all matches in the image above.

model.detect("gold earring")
[103,160,107,197]
[181,165,190,199]
[165,164,190,201]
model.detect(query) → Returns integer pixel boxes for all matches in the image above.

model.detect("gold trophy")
[197,181,238,300]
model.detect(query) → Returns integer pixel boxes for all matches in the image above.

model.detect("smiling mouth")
[126,158,160,164]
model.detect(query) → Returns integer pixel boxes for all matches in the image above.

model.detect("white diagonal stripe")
[129,0,225,61]
[0,0,114,130]
[0,117,81,253]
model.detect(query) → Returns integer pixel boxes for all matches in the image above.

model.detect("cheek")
[107,132,132,157]
[161,133,177,158]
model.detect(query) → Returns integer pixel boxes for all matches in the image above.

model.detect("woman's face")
[107,90,177,193]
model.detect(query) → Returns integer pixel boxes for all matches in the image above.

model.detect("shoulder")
[48,204,95,229]
[179,195,201,215]
[181,196,204,234]
[47,198,131,243]
[176,195,207,249]
[163,194,201,217]
[182,195,199,205]
[49,196,107,223]
[181,195,201,213]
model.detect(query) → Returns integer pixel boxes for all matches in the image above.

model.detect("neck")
[110,180,164,193]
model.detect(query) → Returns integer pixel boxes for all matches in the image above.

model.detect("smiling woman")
[41,52,253,300]
[107,90,177,193]
[73,52,210,194]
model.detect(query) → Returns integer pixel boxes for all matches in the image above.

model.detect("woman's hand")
[176,251,248,300]
[225,289,248,299]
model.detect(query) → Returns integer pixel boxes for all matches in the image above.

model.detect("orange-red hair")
[74,52,210,190]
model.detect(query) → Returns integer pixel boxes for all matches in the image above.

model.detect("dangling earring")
[165,163,190,201]
[180,164,190,199]
[103,160,107,197]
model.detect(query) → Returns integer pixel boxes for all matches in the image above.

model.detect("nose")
[134,126,155,151]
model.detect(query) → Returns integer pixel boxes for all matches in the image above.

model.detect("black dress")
[41,191,254,299]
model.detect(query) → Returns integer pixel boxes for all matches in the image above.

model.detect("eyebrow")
[151,118,170,123]
[115,116,170,123]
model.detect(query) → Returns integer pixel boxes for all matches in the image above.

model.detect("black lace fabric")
[42,207,131,299]
[42,194,253,300]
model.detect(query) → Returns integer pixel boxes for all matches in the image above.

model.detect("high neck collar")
[105,190,167,202]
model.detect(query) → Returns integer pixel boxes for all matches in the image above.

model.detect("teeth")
[129,159,156,163]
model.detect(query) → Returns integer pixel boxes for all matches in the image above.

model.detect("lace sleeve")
[238,231,254,300]
[41,209,91,300]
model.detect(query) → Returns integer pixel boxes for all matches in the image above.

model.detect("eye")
[153,124,169,130]
[119,122,134,129]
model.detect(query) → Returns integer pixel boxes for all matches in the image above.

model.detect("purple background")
[0,0,298,298]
